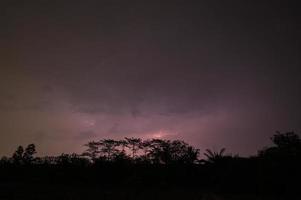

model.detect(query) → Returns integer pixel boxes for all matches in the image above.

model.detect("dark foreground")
[0,162,300,200]
[1,182,300,200]
[1,132,301,199]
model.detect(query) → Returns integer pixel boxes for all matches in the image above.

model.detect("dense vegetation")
[1,131,301,199]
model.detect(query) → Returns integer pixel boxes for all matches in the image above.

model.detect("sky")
[1,0,300,156]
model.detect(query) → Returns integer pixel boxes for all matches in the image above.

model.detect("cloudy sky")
[1,0,300,156]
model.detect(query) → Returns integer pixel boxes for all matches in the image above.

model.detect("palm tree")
[203,148,226,164]
[181,146,200,164]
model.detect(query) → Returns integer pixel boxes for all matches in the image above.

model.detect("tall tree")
[141,140,152,158]
[23,144,37,164]
[82,141,100,161]
[147,139,171,164]
[12,145,24,164]
[99,139,120,160]
[125,137,142,158]
[147,139,199,164]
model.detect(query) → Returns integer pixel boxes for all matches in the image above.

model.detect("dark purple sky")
[1,1,300,156]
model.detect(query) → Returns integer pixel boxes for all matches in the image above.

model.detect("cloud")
[1,0,300,157]
[75,130,97,140]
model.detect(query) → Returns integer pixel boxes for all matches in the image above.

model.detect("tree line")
[0,137,200,166]
[1,131,301,195]
[1,131,301,166]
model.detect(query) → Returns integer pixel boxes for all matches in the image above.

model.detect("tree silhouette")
[258,131,301,158]
[0,156,10,165]
[147,139,167,163]
[181,145,200,164]
[169,140,199,163]
[2,132,301,197]
[203,148,226,164]
[12,145,24,164]
[146,139,200,164]
[272,131,301,148]
[23,144,37,164]
[139,140,152,161]
[56,153,89,166]
[125,137,142,158]
[99,139,120,160]
[82,141,100,162]
[117,139,128,153]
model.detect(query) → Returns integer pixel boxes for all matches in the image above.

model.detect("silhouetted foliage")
[98,139,120,160]
[11,144,37,165]
[82,141,100,162]
[81,138,199,164]
[258,131,301,159]
[125,137,142,158]
[146,139,199,164]
[56,153,89,167]
[12,145,24,164]
[203,148,228,164]
[273,131,301,148]
[23,144,37,164]
[1,132,301,198]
